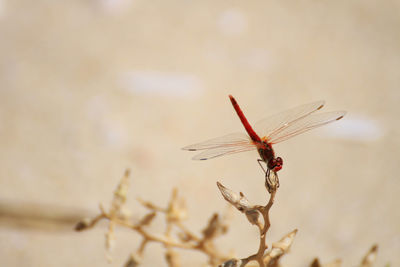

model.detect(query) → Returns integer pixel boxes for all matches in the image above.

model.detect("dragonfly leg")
[257,159,267,174]
[265,168,272,193]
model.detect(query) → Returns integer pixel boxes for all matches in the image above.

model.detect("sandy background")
[0,0,399,266]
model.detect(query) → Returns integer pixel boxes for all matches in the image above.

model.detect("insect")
[183,95,346,173]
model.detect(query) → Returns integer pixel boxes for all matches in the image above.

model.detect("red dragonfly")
[183,95,346,173]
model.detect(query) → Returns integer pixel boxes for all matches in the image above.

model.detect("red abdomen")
[229,95,261,142]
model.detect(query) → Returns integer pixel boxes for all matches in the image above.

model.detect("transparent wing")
[182,132,253,151]
[191,145,256,160]
[268,111,346,144]
[182,132,256,160]
[254,101,325,140]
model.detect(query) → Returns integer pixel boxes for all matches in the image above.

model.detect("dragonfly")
[183,95,346,173]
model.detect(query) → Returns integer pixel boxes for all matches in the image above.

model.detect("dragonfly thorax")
[258,142,283,172]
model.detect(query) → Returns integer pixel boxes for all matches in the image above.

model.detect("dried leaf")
[310,258,322,267]
[218,258,243,267]
[202,213,227,240]
[217,182,253,212]
[110,169,130,216]
[167,188,187,222]
[265,229,298,265]
[310,258,342,267]
[75,218,91,231]
[137,198,163,211]
[124,253,142,267]
[165,249,181,267]
[202,213,219,239]
[361,244,378,267]
[272,229,297,252]
[245,210,261,226]
[138,212,157,227]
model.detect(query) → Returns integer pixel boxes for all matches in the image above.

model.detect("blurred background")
[0,0,399,266]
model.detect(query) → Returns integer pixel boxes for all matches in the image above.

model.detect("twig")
[217,170,282,267]
[241,190,276,267]
[76,170,231,266]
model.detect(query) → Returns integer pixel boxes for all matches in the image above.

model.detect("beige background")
[0,0,399,266]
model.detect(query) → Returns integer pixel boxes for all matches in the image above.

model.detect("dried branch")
[105,221,116,262]
[75,170,231,266]
[76,160,379,267]
[310,244,378,267]
[217,170,286,267]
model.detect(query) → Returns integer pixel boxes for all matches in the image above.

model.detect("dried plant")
[309,244,378,267]
[75,169,232,266]
[76,168,379,267]
[216,171,297,267]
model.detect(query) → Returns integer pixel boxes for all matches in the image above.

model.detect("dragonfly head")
[269,157,283,172]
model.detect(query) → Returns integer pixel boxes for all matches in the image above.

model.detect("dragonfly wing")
[268,111,346,144]
[192,145,256,160]
[254,101,325,140]
[182,132,253,151]
[182,132,256,160]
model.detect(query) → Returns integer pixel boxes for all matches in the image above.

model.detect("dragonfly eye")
[273,166,282,172]
[273,157,283,172]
